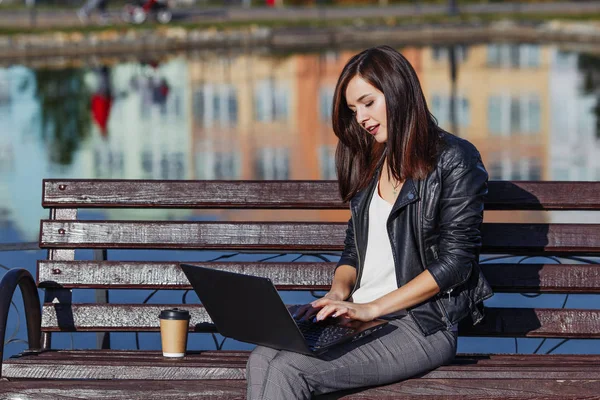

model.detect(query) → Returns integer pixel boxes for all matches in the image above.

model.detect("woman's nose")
[356,108,368,124]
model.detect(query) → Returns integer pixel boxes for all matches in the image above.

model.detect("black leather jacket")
[337,132,494,336]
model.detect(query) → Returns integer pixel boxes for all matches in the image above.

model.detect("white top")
[351,183,398,304]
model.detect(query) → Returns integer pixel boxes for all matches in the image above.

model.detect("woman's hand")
[311,298,379,322]
[292,291,344,321]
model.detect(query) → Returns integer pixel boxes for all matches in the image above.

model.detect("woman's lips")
[368,125,380,135]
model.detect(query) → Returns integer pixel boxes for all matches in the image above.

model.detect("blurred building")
[549,49,599,182]
[82,57,192,181]
[187,47,424,222]
[422,43,550,183]
[421,43,552,223]
[78,57,194,221]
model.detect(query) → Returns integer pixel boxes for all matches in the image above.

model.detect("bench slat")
[43,180,345,209]
[459,308,600,338]
[0,379,247,399]
[348,378,600,398]
[4,351,600,381]
[4,362,600,381]
[40,221,600,254]
[37,261,600,293]
[37,261,335,290]
[9,350,600,365]
[43,180,600,210]
[480,263,600,293]
[3,378,600,399]
[40,221,345,251]
[40,304,600,338]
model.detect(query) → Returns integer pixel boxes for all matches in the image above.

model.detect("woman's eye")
[365,101,374,107]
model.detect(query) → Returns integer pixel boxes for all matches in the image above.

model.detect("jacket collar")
[350,170,420,216]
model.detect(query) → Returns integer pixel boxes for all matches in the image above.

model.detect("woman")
[247,45,493,399]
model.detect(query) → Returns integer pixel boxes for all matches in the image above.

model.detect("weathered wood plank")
[480,263,600,293]
[40,304,214,332]
[8,350,250,362]
[39,305,600,338]
[459,308,600,338]
[4,351,600,381]
[485,181,600,210]
[37,261,600,293]
[480,223,600,254]
[0,379,247,399]
[342,378,600,398]
[2,378,600,399]
[43,180,600,210]
[5,361,600,381]
[2,361,246,380]
[39,221,600,254]
[11,351,600,366]
[40,221,346,251]
[43,180,346,209]
[37,261,335,290]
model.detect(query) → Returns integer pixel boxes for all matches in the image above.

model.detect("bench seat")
[3,352,600,398]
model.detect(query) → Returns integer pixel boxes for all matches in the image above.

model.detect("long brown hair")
[332,46,440,201]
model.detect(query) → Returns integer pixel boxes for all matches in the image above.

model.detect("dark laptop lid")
[180,264,312,354]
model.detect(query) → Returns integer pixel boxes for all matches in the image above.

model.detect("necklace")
[392,180,401,196]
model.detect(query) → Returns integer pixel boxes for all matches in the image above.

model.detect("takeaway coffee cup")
[159,308,190,358]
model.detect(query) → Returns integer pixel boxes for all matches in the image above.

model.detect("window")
[488,161,503,180]
[193,84,238,128]
[524,96,541,134]
[194,150,241,180]
[431,95,445,125]
[431,94,470,129]
[94,148,125,178]
[193,90,205,125]
[255,148,289,180]
[510,98,521,132]
[319,86,335,123]
[487,44,540,68]
[489,157,542,181]
[488,94,540,136]
[487,44,501,66]
[318,146,336,180]
[524,44,540,68]
[141,151,153,176]
[432,45,468,63]
[254,79,290,123]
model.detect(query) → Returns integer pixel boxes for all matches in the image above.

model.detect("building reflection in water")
[0,44,599,237]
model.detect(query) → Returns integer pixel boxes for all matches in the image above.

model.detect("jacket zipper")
[443,264,473,297]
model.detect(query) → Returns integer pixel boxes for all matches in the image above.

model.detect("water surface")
[1,43,599,358]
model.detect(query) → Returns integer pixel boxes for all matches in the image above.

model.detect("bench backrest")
[38,180,600,349]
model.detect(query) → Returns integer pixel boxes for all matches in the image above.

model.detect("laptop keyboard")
[295,319,355,349]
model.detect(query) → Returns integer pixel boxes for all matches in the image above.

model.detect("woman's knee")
[264,353,311,398]
[247,345,279,369]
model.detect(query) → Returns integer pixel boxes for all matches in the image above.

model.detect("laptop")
[180,263,389,356]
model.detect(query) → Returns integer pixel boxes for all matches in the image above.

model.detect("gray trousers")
[246,314,457,399]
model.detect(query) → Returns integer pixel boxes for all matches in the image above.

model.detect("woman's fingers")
[293,303,317,320]
[305,298,374,322]
[316,302,377,322]
[316,302,348,321]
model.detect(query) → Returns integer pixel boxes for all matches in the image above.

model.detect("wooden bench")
[1,179,599,399]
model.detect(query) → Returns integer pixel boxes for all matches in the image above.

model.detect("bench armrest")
[0,268,41,378]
